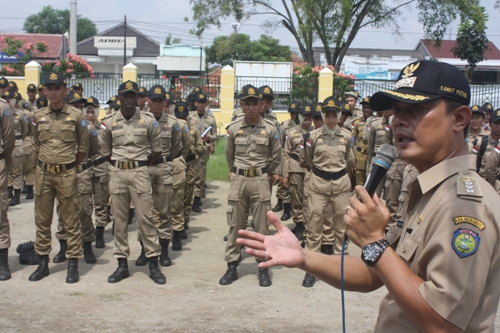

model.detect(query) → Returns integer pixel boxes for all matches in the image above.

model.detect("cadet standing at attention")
[26,83,37,111]
[471,106,500,178]
[100,80,166,285]
[467,105,489,153]
[22,87,38,200]
[351,97,372,186]
[482,102,494,132]
[29,72,89,284]
[220,84,281,287]
[0,83,15,281]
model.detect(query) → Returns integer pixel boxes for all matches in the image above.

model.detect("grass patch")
[66,292,85,297]
[98,292,124,301]
[206,136,230,181]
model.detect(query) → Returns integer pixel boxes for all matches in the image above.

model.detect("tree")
[205,33,291,66]
[0,35,48,76]
[452,6,489,80]
[188,0,487,69]
[165,34,182,45]
[23,5,97,42]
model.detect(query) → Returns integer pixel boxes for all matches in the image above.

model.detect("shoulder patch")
[456,171,483,199]
[175,123,180,131]
[152,120,159,128]
[273,131,279,140]
[453,216,485,231]
[452,228,480,258]
[3,108,11,117]
[80,119,87,127]
[184,126,189,133]
[91,129,97,137]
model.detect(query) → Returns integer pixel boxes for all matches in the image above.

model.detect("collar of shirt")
[417,154,475,194]
[241,117,264,128]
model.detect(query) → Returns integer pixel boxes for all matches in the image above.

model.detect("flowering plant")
[0,35,48,76]
[50,53,95,78]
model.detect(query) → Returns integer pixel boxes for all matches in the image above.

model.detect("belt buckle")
[249,169,255,177]
[48,165,55,173]
[56,165,61,173]
[118,161,124,169]
[243,169,248,177]
[129,161,134,169]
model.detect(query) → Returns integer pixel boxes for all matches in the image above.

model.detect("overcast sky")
[0,0,499,53]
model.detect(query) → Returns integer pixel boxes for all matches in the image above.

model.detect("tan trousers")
[225,174,271,262]
[275,182,291,203]
[23,137,35,186]
[56,168,94,242]
[91,162,109,228]
[8,144,23,189]
[384,158,405,226]
[354,151,368,186]
[288,172,305,224]
[183,159,199,224]
[0,159,10,249]
[194,148,209,197]
[34,166,82,258]
[170,158,186,233]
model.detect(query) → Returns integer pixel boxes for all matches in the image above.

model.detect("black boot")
[321,244,334,255]
[52,239,67,263]
[106,206,112,224]
[128,208,135,224]
[302,272,316,287]
[223,234,228,241]
[280,203,292,221]
[0,248,11,281]
[25,185,34,200]
[135,241,148,266]
[192,196,202,213]
[172,231,182,251]
[66,258,79,283]
[108,258,129,283]
[219,261,238,285]
[8,189,20,206]
[159,239,172,266]
[21,182,27,194]
[258,267,272,287]
[291,222,305,241]
[149,256,166,284]
[271,199,283,212]
[83,242,96,264]
[29,255,50,281]
[179,228,188,240]
[95,226,105,249]
[7,186,12,199]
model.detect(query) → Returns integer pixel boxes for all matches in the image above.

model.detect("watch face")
[363,244,379,262]
[362,240,388,266]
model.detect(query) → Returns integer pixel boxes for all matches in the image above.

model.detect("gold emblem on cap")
[195,87,200,92]
[111,96,116,101]
[264,87,271,94]
[487,104,492,109]
[139,88,144,92]
[154,87,161,94]
[472,105,479,111]
[178,106,184,112]
[363,97,369,103]
[165,93,170,99]
[291,103,296,109]
[316,104,322,111]
[9,82,13,87]
[40,101,45,106]
[402,62,420,78]
[305,106,311,112]
[126,82,133,89]
[248,88,256,95]
[50,73,58,80]
[0,79,4,84]
[344,104,350,110]
[87,97,93,103]
[497,110,500,117]
[327,100,335,107]
[74,93,81,99]
[199,94,204,99]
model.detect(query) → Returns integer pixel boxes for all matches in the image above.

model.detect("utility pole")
[69,0,77,54]
[123,15,127,68]
[199,36,203,77]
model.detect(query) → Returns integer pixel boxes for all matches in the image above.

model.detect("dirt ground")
[1,181,499,332]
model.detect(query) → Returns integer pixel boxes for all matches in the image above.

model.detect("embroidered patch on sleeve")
[452,228,480,258]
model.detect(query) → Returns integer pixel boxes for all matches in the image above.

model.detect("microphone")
[363,144,397,198]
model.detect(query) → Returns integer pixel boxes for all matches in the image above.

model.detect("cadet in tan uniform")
[3,91,28,206]
[220,84,281,287]
[343,91,362,129]
[471,107,500,178]
[26,84,37,111]
[37,84,45,98]
[282,103,313,241]
[0,88,15,281]
[22,90,40,200]
[467,104,489,153]
[84,97,109,249]
[0,78,8,98]
[71,83,83,96]
[189,92,217,212]
[29,72,89,284]
[137,87,150,112]
[352,97,372,186]
[101,80,166,285]
[300,96,353,287]
[239,60,500,332]
[482,102,494,132]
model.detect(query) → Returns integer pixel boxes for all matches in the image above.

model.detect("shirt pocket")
[37,124,51,142]
[112,129,125,145]
[160,129,172,149]
[254,136,269,153]
[235,136,248,154]
[61,124,75,142]
[396,233,419,265]
[134,128,148,146]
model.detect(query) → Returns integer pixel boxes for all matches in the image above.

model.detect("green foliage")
[165,34,182,45]
[205,33,292,66]
[0,35,48,76]
[23,5,97,42]
[42,53,95,78]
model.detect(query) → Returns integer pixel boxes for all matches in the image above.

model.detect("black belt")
[0,153,3,160]
[289,153,300,162]
[185,154,196,163]
[356,147,367,154]
[15,135,23,140]
[37,160,75,173]
[151,155,172,165]
[80,163,90,172]
[497,174,500,181]
[235,167,267,177]
[112,160,148,170]
[313,166,347,181]
[87,157,106,167]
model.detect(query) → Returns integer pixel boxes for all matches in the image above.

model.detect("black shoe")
[106,206,112,224]
[29,255,50,281]
[184,220,189,230]
[192,197,202,213]
[271,199,283,212]
[149,257,166,284]
[83,242,96,264]
[159,239,172,266]
[8,189,20,207]
[25,185,34,200]
[0,248,11,281]
[135,241,148,266]
[21,182,27,194]
[172,231,182,251]
[95,226,105,249]
[108,258,129,283]
[258,267,272,287]
[66,258,79,283]
[302,273,316,287]
[321,245,334,255]
[291,222,305,241]
[223,234,228,242]
[219,261,238,285]
[128,209,135,224]
[53,239,67,263]
[7,186,12,199]
[280,203,292,221]
[179,229,188,240]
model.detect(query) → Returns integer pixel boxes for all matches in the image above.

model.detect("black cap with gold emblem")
[27,83,37,92]
[44,72,67,87]
[148,85,166,100]
[340,102,352,115]
[300,103,313,116]
[360,96,371,105]
[259,85,274,100]
[85,96,100,107]
[138,87,148,97]
[36,96,48,109]
[0,77,7,88]
[65,91,86,105]
[321,96,341,113]
[471,104,484,116]
[370,60,470,111]
[38,83,44,91]
[14,92,22,101]
[312,102,322,117]
[482,102,494,113]
[8,81,17,90]
[71,83,83,90]
[196,92,208,103]
[112,99,121,110]
[2,90,15,99]
[490,108,500,123]
[118,80,138,95]
[175,100,189,118]
[239,84,261,100]
[165,91,173,103]
[106,95,117,105]
[288,100,302,113]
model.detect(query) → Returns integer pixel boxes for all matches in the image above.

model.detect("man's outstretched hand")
[237,211,305,269]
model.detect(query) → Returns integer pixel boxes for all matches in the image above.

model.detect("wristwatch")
[361,239,390,266]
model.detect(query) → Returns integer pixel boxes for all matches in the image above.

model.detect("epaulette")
[226,117,244,130]
[0,97,5,103]
[265,111,278,120]
[104,113,114,120]
[141,111,154,118]
[263,117,276,128]
[456,170,483,201]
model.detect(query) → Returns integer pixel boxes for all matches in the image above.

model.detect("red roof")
[419,39,500,60]
[0,33,68,60]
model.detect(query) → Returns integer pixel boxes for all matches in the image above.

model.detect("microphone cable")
[340,236,347,333]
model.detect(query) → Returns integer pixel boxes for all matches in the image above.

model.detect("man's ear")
[452,105,471,134]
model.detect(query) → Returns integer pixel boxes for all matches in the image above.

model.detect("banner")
[345,61,389,80]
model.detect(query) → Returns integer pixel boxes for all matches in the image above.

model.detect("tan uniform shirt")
[467,128,490,153]
[88,121,104,160]
[187,119,205,158]
[362,115,379,145]
[0,99,15,158]
[280,118,297,147]
[283,127,309,177]
[352,116,369,168]
[377,155,500,332]
[484,142,500,187]
[153,113,182,160]
[100,108,161,161]
[366,116,390,166]
[471,133,499,178]
[13,109,28,142]
[174,117,191,159]
[33,103,89,165]
[225,117,281,173]
[188,111,217,148]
